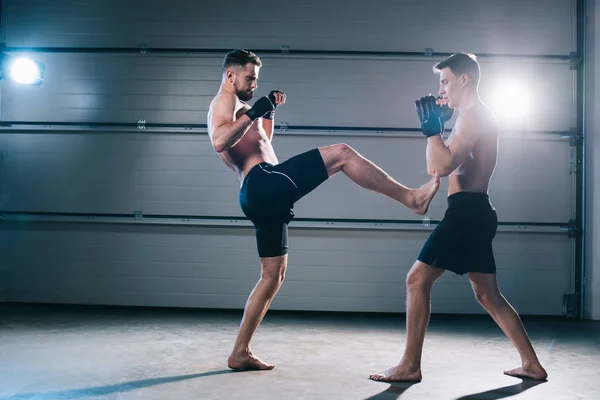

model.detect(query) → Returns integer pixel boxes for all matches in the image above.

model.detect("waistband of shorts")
[242,162,273,186]
[447,191,492,208]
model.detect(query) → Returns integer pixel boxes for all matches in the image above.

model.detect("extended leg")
[468,272,548,380]
[318,144,440,215]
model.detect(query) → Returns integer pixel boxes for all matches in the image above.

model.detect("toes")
[369,374,386,382]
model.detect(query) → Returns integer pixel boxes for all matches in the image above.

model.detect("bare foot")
[504,364,548,381]
[410,174,440,215]
[228,352,275,371]
[369,365,422,383]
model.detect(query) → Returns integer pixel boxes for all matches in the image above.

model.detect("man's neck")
[458,91,480,112]
[219,82,239,98]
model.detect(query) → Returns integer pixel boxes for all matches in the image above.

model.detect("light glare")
[9,58,43,85]
[490,82,531,120]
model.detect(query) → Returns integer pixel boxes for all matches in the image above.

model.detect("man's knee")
[406,261,440,292]
[473,287,488,307]
[469,273,503,309]
[261,256,287,285]
[473,289,501,311]
[472,285,502,310]
[333,143,355,159]
[320,143,357,174]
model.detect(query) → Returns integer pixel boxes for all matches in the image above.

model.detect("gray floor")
[0,304,598,400]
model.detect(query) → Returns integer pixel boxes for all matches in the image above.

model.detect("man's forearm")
[427,135,453,175]
[213,115,254,153]
[426,142,435,175]
[262,117,275,141]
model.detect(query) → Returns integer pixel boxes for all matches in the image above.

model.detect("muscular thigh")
[273,148,329,202]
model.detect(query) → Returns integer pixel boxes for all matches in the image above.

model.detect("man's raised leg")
[370,261,445,382]
[318,144,440,215]
[228,255,287,370]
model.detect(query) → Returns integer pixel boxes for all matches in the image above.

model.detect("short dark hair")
[434,53,480,86]
[222,49,262,73]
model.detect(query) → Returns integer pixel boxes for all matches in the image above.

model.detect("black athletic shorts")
[418,192,498,275]
[239,148,329,258]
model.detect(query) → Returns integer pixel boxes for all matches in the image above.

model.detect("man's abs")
[221,132,277,177]
[448,166,491,195]
[448,133,498,195]
[222,106,278,181]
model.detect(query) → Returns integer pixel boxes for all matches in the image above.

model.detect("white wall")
[585,0,600,320]
[0,0,579,315]
[0,130,575,316]
[0,222,573,315]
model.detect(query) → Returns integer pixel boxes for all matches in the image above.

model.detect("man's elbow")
[435,163,454,177]
[211,136,229,153]
[213,142,226,153]
[437,169,453,178]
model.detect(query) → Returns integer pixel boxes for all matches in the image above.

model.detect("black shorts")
[239,148,329,258]
[418,192,498,275]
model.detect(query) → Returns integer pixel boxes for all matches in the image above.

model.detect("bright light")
[490,82,531,120]
[9,57,44,85]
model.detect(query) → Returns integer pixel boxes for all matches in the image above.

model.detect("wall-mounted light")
[0,53,45,86]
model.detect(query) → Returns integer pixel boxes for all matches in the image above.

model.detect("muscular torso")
[446,105,499,196]
[209,94,279,183]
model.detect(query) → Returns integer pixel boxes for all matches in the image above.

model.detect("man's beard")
[234,82,252,101]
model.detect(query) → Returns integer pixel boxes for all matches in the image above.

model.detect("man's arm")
[427,112,480,177]
[208,93,254,153]
[262,118,275,141]
[425,141,435,176]
[425,138,448,176]
[259,91,286,142]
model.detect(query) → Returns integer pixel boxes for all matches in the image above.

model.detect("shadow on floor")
[364,381,418,399]
[0,370,232,400]
[454,378,546,400]
[363,378,545,400]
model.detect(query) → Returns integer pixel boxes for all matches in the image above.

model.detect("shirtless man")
[207,49,440,371]
[369,53,548,382]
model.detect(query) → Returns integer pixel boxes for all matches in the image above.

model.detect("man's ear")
[226,70,235,83]
[460,74,470,88]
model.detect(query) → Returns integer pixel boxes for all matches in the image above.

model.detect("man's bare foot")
[504,364,548,381]
[369,365,422,383]
[228,352,275,371]
[410,174,440,215]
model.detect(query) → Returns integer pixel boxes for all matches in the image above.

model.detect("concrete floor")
[0,304,598,400]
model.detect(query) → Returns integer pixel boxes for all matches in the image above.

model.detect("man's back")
[448,103,499,195]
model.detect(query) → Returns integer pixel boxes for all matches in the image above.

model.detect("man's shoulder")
[460,104,498,132]
[212,90,236,103]
[210,91,243,112]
